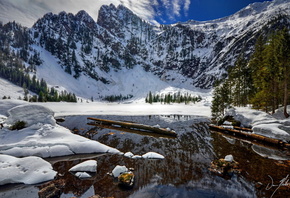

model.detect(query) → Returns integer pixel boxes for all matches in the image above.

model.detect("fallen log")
[87,122,176,139]
[233,126,253,132]
[87,117,177,137]
[209,124,285,148]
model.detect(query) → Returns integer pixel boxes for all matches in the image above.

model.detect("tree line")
[212,28,290,121]
[0,44,77,102]
[146,91,202,104]
[102,94,133,102]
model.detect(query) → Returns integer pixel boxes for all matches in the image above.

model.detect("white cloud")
[184,0,191,12]
[173,0,182,17]
[0,0,191,27]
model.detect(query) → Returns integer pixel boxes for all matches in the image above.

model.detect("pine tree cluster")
[102,94,133,102]
[212,28,290,121]
[145,91,202,104]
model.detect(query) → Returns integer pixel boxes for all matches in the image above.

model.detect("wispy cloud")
[157,0,192,22]
[0,0,191,27]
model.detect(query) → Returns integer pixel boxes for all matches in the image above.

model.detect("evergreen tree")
[148,91,153,104]
[279,28,290,117]
[211,81,232,122]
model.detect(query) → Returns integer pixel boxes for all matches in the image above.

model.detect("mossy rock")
[118,172,134,188]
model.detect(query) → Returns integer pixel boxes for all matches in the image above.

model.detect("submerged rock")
[209,155,241,178]
[118,172,135,188]
[111,165,135,188]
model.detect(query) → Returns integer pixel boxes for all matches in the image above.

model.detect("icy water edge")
[1,115,290,198]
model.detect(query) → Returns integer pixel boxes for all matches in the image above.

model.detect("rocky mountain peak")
[1,0,290,98]
[75,10,95,27]
[97,4,155,41]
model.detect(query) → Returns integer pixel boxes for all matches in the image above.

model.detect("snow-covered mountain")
[0,0,290,100]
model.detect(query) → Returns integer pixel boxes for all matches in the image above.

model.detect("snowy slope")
[36,46,169,100]
[0,78,29,100]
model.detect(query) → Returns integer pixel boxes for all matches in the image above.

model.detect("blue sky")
[155,0,272,24]
[0,0,273,27]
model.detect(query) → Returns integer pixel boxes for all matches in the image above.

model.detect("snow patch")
[74,172,92,179]
[224,155,234,162]
[0,154,56,185]
[69,160,97,172]
[142,152,165,159]
[124,152,134,158]
[112,165,128,177]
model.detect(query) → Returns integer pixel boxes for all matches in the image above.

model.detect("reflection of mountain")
[130,175,256,198]
[54,115,257,198]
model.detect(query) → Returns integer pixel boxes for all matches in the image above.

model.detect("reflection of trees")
[52,115,257,198]
[211,133,290,198]
[88,117,215,197]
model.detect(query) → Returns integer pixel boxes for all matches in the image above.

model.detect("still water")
[1,115,290,198]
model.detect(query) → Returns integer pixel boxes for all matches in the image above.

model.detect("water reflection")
[1,115,290,197]
[55,115,257,197]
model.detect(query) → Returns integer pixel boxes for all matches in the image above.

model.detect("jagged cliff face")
[1,0,290,93]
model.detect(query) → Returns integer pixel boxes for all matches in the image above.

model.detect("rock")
[38,179,65,198]
[118,172,134,188]
[38,183,61,198]
[209,155,241,178]
[224,154,234,162]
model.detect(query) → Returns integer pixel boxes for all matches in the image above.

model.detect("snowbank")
[6,104,56,127]
[0,154,56,185]
[226,107,290,142]
[0,99,28,116]
[0,101,120,158]
[0,123,120,158]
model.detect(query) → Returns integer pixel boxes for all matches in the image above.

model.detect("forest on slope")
[212,28,290,121]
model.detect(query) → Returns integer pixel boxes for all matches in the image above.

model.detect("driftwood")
[87,117,177,137]
[209,124,289,149]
